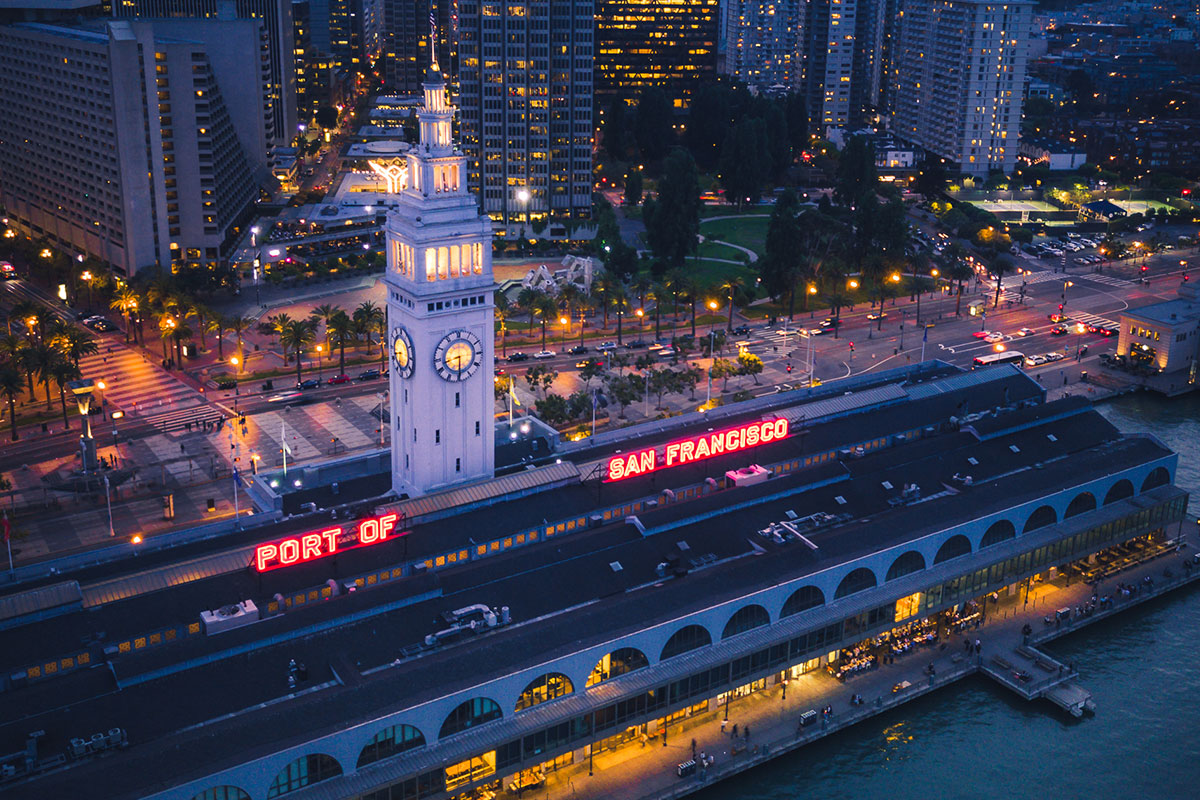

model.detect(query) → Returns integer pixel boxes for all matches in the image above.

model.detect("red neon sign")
[605,418,789,481]
[254,512,406,572]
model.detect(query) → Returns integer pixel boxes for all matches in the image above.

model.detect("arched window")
[1021,507,1055,534]
[933,535,971,564]
[1064,492,1096,518]
[979,522,1017,546]
[781,585,825,617]
[885,551,926,582]
[267,754,342,798]
[660,625,712,660]
[357,724,426,768]
[834,567,877,599]
[439,698,502,739]
[1142,467,1169,492]
[190,788,250,800]
[515,673,573,712]
[1104,479,1134,505]
[721,604,770,639]
[587,648,649,687]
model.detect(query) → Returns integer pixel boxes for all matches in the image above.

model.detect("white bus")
[972,351,1025,369]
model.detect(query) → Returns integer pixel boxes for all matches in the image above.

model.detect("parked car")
[1024,354,1048,366]
[1044,352,1066,362]
[327,374,351,384]
[534,350,556,360]
[625,339,648,349]
[297,378,322,390]
[567,345,588,355]
[596,341,618,352]
[732,324,752,335]
[507,352,530,362]
[356,369,381,381]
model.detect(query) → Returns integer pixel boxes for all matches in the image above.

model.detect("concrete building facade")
[457,0,593,233]
[722,0,803,91]
[0,19,268,276]
[890,0,1033,175]
[595,0,720,103]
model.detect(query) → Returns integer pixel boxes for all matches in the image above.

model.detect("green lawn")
[699,216,770,256]
[681,257,758,292]
[696,240,748,262]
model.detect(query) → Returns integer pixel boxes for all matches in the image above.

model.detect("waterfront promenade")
[508,538,1200,800]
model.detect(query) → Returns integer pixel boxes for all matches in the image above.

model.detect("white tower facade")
[384,64,495,497]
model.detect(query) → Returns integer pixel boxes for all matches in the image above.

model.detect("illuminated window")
[587,648,649,687]
[894,592,922,622]
[514,672,573,711]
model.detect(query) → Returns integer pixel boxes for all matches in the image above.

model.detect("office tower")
[891,0,1033,175]
[458,0,593,232]
[0,19,269,277]
[723,0,803,90]
[382,0,455,93]
[114,0,298,147]
[595,0,721,103]
[801,0,887,133]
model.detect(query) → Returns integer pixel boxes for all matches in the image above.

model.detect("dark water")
[701,393,1200,800]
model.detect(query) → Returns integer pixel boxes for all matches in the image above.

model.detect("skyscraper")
[890,0,1033,175]
[381,0,454,93]
[0,19,268,276]
[801,0,887,133]
[115,0,298,148]
[384,64,496,495]
[722,0,802,90]
[595,0,720,103]
[458,0,593,232]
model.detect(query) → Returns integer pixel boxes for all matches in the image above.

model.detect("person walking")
[731,723,738,739]
[744,725,751,740]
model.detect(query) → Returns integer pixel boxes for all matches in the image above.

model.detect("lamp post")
[1075,322,1086,359]
[635,307,644,336]
[516,188,530,241]
[708,300,718,334]
[559,316,569,353]
[80,269,94,311]
[229,356,240,413]
[103,473,115,537]
[251,225,261,247]
[316,344,323,381]
[67,378,98,473]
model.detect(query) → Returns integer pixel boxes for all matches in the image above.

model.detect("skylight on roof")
[967,456,979,465]
[1047,434,1058,442]
[1009,445,1021,453]
[882,480,894,490]
[835,496,847,505]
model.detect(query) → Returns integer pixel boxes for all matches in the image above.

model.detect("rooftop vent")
[967,456,979,465]
[785,509,798,520]
[677,540,691,552]
[1047,434,1058,442]
[609,561,623,573]
[1009,445,1020,453]
[834,495,847,505]
[881,480,894,490]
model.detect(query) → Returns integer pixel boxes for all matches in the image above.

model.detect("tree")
[228,316,252,364]
[633,87,672,162]
[643,148,701,266]
[207,314,228,360]
[785,92,809,157]
[604,373,640,418]
[648,367,675,409]
[623,169,643,206]
[494,292,512,356]
[721,276,745,330]
[315,105,338,130]
[913,156,948,199]
[711,357,737,391]
[990,255,1015,308]
[50,356,81,429]
[718,117,772,207]
[609,286,629,345]
[353,301,384,353]
[602,99,631,160]
[327,310,355,374]
[524,364,558,397]
[52,327,97,369]
[278,318,317,386]
[517,287,544,340]
[835,135,878,208]
[311,303,341,351]
[579,358,605,387]
[737,351,764,385]
[759,190,803,318]
[0,366,21,441]
[946,256,974,317]
[533,294,560,351]
[109,286,140,343]
[535,392,570,426]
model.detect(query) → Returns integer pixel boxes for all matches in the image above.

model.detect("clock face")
[391,327,414,378]
[434,330,482,382]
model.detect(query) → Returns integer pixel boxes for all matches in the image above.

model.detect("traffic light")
[1140,265,1148,273]
[849,342,855,352]
[1058,303,1064,311]
[786,363,793,373]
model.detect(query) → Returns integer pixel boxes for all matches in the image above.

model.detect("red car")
[327,374,351,384]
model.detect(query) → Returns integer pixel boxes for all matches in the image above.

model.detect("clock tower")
[383,62,495,496]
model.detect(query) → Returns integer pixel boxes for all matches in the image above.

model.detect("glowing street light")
[229,356,241,412]
[559,316,569,352]
[708,300,719,334]
[848,279,859,290]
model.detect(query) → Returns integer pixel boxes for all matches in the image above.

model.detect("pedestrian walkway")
[77,344,205,418]
[1082,273,1132,288]
[138,406,225,434]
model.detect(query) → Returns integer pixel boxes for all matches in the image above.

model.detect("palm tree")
[631,274,652,314]
[327,310,355,375]
[990,255,1015,309]
[0,365,22,441]
[8,300,38,337]
[157,311,176,362]
[267,312,294,357]
[647,282,665,339]
[494,292,511,356]
[675,275,700,338]
[31,343,55,410]
[610,285,629,345]
[278,318,317,386]
[192,304,211,352]
[109,286,139,343]
[721,276,745,330]
[207,314,228,360]
[50,356,81,429]
[0,334,22,364]
[533,294,559,351]
[311,303,341,351]
[664,269,686,328]
[353,301,384,352]
[593,274,615,329]
[947,258,973,317]
[516,287,542,342]
[52,327,98,368]
[224,315,251,366]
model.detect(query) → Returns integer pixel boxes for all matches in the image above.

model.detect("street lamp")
[635,307,644,336]
[229,356,240,412]
[67,378,98,473]
[315,344,323,381]
[251,225,261,247]
[80,269,93,311]
[559,316,569,353]
[1075,322,1086,359]
[708,300,718,334]
[516,188,530,238]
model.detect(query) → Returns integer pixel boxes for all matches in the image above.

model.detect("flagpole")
[281,420,288,476]
[4,511,12,578]
[920,324,928,363]
[232,466,241,529]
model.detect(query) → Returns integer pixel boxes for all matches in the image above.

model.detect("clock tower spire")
[383,62,495,496]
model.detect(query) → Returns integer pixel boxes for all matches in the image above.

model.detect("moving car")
[1018,327,1035,337]
[1050,324,1068,336]
[327,374,351,384]
[1044,352,1066,362]
[84,317,116,332]
[576,359,603,369]
[596,341,618,352]
[984,332,1005,343]
[866,312,887,321]
[972,330,994,339]
[625,339,648,349]
[507,352,530,362]
[1024,354,1048,367]
[267,391,304,404]
[567,345,588,355]
[732,325,752,335]
[0,262,15,280]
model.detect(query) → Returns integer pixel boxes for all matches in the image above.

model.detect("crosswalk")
[1065,310,1118,328]
[1082,273,1131,288]
[138,406,226,434]
[1007,271,1066,287]
[77,344,206,419]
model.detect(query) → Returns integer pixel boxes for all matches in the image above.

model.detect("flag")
[430,9,437,35]
[508,379,521,407]
[281,421,293,455]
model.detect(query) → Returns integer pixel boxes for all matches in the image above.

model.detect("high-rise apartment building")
[115,0,298,147]
[382,0,454,93]
[0,19,268,276]
[890,0,1033,175]
[458,0,593,232]
[802,0,887,133]
[595,0,720,103]
[722,0,802,90]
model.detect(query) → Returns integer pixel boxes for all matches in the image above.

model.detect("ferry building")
[0,56,1193,800]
